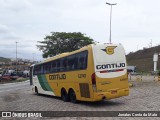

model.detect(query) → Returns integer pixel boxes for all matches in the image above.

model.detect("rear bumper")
[93,88,129,101]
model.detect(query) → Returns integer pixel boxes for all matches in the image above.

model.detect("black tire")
[35,87,39,95]
[69,89,77,103]
[61,89,69,102]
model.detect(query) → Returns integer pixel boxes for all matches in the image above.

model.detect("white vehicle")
[127,66,136,73]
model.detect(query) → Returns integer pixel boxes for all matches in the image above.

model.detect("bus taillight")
[91,73,96,85]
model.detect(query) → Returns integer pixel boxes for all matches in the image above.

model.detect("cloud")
[0,24,21,41]
[0,24,9,33]
[0,0,160,60]
[0,0,32,12]
[0,40,43,61]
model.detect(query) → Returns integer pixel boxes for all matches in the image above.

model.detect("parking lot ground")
[0,76,160,119]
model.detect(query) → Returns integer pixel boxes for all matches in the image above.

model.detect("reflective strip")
[100,69,124,73]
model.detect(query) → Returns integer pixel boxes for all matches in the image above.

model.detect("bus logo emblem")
[102,46,117,55]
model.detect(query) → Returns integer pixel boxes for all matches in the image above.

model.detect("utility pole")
[33,53,35,63]
[106,2,117,43]
[16,41,18,75]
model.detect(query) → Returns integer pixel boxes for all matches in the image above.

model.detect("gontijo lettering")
[49,74,66,80]
[96,63,126,70]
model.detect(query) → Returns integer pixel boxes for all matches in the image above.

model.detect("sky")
[0,0,160,61]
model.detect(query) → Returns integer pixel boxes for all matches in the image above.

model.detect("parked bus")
[30,43,129,102]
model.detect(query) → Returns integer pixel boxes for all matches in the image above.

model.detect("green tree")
[37,32,95,58]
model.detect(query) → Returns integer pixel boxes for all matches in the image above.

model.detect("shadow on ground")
[32,93,124,108]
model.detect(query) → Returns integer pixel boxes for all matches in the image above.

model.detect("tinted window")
[60,58,67,72]
[34,65,43,75]
[30,66,33,85]
[40,65,44,74]
[67,54,77,70]
[33,66,38,75]
[33,50,88,74]
[44,63,51,74]
[57,60,60,72]
[51,61,57,72]
[77,51,88,69]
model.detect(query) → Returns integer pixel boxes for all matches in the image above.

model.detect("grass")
[0,77,29,84]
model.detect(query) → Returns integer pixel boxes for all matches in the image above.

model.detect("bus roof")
[33,43,122,66]
[34,44,93,65]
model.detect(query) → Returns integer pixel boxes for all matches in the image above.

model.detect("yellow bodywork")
[39,45,129,102]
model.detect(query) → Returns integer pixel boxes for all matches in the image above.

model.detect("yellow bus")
[30,43,129,103]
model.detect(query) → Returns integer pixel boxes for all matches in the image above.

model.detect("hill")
[126,45,160,72]
[0,57,11,63]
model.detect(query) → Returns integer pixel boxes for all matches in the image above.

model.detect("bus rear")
[92,44,129,101]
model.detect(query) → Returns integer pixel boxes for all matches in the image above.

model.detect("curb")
[0,80,29,86]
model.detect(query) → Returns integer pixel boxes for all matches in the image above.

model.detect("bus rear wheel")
[61,88,69,102]
[69,89,77,103]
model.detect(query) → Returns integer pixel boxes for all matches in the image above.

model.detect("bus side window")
[44,63,51,74]
[33,66,36,75]
[33,65,44,75]
[37,65,39,74]
[67,54,77,71]
[40,65,44,74]
[51,61,57,73]
[30,66,33,85]
[77,51,88,69]
[60,58,67,72]
[37,65,42,74]
[34,65,39,75]
[57,60,60,72]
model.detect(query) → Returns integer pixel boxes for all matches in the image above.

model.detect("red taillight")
[100,69,124,73]
[100,70,108,73]
[91,73,96,85]
[115,69,124,72]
